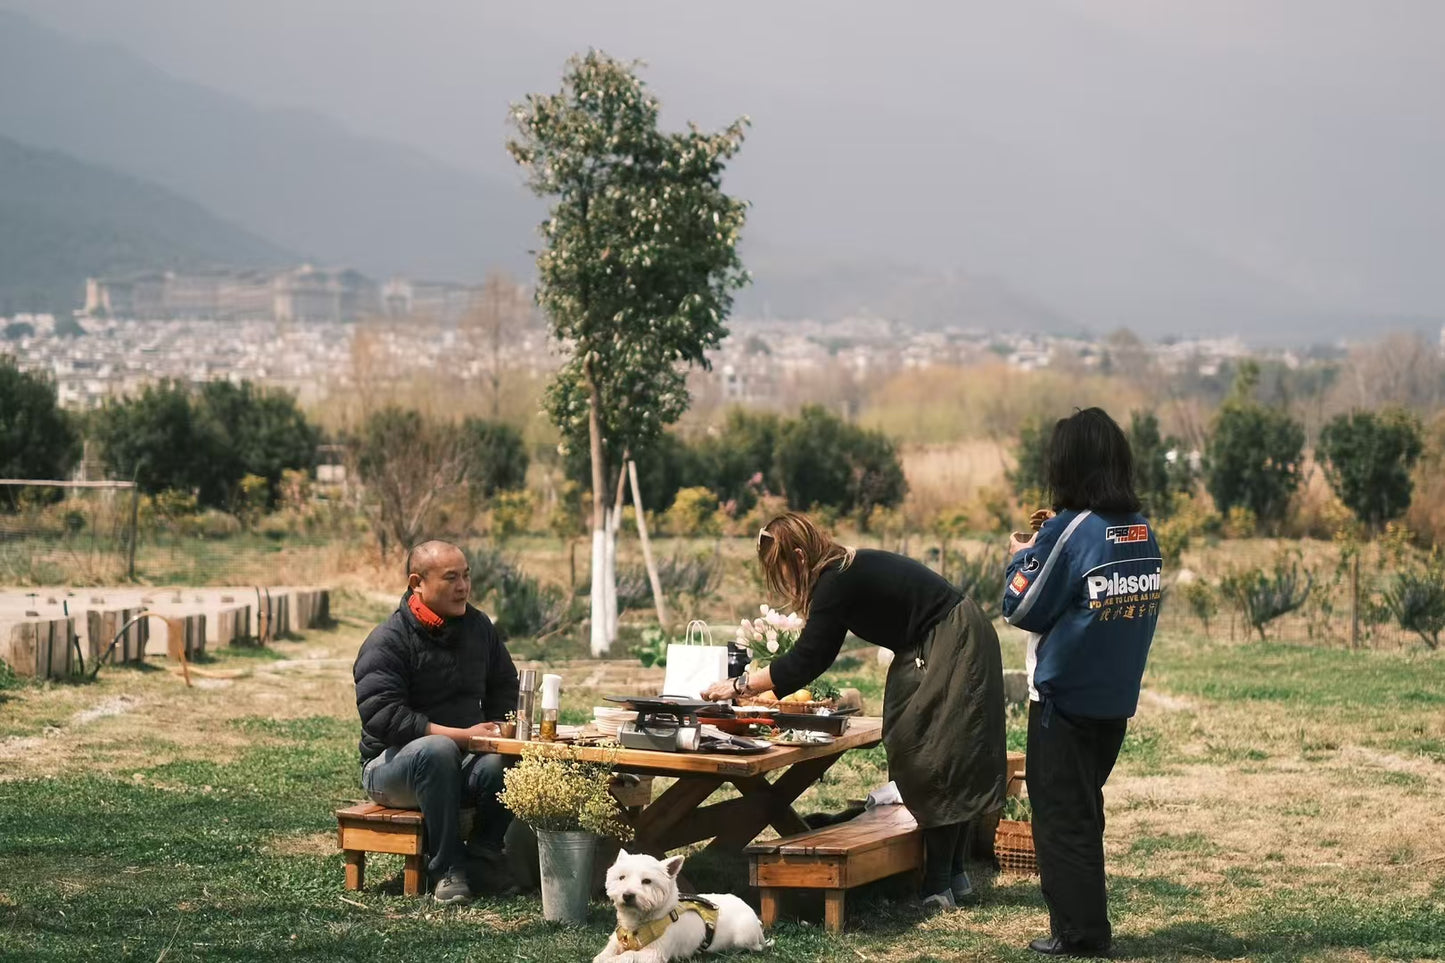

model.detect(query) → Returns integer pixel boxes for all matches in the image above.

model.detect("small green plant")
[1220,553,1314,640]
[1382,555,1445,650]
[1180,579,1218,636]
[629,626,671,668]
[1001,795,1033,822]
[807,679,841,703]
[497,744,631,839]
[0,658,21,692]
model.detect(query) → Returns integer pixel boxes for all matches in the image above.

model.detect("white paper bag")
[661,620,729,700]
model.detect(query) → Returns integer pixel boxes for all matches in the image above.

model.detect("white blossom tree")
[509,51,749,653]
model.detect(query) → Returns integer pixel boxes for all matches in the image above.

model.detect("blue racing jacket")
[1001,509,1161,719]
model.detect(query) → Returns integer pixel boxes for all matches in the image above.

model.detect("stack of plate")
[592,705,635,738]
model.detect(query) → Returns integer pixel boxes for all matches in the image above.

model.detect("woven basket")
[994,818,1037,875]
[738,697,836,712]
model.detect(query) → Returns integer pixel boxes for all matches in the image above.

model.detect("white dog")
[593,850,767,963]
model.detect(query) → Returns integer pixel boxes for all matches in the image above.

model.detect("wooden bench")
[336,774,654,896]
[745,803,922,933]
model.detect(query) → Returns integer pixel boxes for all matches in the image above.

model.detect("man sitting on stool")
[353,539,519,904]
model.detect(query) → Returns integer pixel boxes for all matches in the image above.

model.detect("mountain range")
[0,5,1439,342]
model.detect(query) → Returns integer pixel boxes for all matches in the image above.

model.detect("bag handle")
[684,619,714,646]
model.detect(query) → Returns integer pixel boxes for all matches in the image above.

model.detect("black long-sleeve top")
[767,549,962,696]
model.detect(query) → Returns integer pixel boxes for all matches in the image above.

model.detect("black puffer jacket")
[353,592,520,764]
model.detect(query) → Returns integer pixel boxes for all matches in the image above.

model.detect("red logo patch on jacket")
[1009,571,1031,595]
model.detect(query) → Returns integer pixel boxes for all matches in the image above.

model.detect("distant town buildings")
[84,265,402,324]
[5,293,1275,414]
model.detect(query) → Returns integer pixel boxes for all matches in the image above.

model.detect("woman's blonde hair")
[756,511,855,616]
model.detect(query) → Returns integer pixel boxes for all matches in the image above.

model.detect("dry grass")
[899,440,1012,523]
[4,534,1444,961]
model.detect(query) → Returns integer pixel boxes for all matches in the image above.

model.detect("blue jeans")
[361,735,511,878]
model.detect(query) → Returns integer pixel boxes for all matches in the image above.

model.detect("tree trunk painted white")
[604,506,620,648]
[589,525,609,656]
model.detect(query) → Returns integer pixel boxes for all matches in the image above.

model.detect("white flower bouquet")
[734,603,805,668]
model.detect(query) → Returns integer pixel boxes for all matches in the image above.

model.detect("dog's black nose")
[622,893,636,905]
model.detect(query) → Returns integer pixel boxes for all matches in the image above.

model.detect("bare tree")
[349,407,470,557]
[460,272,532,420]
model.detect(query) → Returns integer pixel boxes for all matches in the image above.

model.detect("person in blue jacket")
[1002,407,1161,958]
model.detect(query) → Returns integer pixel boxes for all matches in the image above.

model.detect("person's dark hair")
[1046,407,1142,514]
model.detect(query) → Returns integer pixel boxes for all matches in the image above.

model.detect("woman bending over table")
[703,511,1006,912]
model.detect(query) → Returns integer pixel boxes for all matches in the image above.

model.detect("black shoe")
[433,868,474,905]
[1029,937,1112,958]
[467,845,522,897]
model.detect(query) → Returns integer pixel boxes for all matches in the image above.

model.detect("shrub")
[492,566,574,641]
[775,405,907,520]
[656,551,722,603]
[1008,416,1051,499]
[1222,505,1257,540]
[1155,494,1215,564]
[1219,554,1313,640]
[1204,372,1304,533]
[629,626,671,668]
[951,549,1006,620]
[1318,408,1424,531]
[1381,556,1445,650]
[491,489,537,541]
[1179,579,1218,636]
[458,418,530,500]
[463,542,518,607]
[666,486,720,537]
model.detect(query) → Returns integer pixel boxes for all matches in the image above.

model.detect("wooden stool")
[746,804,923,933]
[335,804,474,896]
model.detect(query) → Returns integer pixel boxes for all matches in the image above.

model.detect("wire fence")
[0,481,366,587]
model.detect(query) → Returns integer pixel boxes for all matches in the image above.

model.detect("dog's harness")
[615,896,721,953]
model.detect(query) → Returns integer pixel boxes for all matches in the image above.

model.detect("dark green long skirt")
[882,597,1007,828]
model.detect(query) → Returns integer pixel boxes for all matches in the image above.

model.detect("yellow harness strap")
[616,897,721,952]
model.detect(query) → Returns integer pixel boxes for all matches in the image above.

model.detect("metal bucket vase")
[536,829,598,923]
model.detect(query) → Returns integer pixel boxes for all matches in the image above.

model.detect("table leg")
[344,850,364,891]
[759,888,780,930]
[705,754,846,853]
[824,890,846,933]
[630,776,724,855]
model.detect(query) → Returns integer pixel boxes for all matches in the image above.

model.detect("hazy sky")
[5,1,1443,330]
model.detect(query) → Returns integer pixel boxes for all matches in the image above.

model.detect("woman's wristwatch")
[732,671,750,697]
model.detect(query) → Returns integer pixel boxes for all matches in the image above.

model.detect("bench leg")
[344,850,365,891]
[759,888,780,931]
[824,890,845,934]
[404,854,425,896]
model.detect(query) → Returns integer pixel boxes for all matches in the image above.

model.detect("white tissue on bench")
[864,781,901,809]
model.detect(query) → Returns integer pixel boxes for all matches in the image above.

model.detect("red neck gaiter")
[408,593,446,631]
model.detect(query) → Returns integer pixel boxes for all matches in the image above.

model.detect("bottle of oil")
[539,673,562,742]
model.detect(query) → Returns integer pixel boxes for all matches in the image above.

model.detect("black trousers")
[1026,700,1127,948]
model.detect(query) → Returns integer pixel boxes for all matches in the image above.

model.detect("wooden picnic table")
[469,716,884,856]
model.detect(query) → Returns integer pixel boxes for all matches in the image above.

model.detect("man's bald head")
[406,540,470,620]
[406,539,463,579]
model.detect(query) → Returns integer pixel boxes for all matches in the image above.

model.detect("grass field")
[1,587,1441,963]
